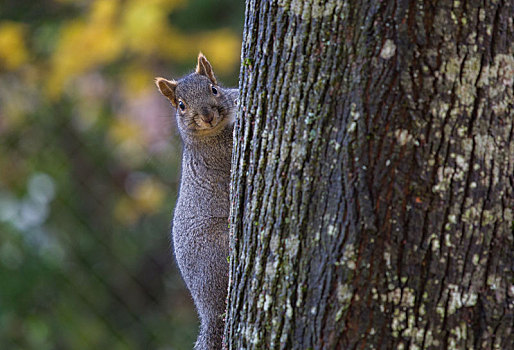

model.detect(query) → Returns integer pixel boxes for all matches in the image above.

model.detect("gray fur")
[156,55,238,350]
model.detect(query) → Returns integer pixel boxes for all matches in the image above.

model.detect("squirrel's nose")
[201,107,214,123]
[203,113,214,123]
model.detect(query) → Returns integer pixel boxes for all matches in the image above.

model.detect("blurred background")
[0,0,244,348]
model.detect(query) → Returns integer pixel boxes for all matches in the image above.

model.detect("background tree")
[226,0,513,348]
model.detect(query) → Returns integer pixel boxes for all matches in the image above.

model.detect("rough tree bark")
[226,0,513,349]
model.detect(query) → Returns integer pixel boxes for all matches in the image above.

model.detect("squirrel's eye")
[211,85,218,95]
[178,101,185,111]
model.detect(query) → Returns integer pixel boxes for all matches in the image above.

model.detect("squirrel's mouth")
[191,109,231,137]
[186,111,232,137]
[196,109,222,129]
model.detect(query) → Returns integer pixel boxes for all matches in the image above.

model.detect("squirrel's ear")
[155,78,178,106]
[196,52,217,84]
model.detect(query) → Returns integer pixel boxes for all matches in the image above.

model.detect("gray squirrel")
[155,53,238,350]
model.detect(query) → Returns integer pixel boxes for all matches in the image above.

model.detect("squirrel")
[155,53,238,350]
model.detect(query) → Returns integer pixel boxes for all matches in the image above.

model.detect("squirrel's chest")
[176,157,231,218]
[181,165,230,195]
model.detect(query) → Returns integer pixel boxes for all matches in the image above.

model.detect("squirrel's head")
[155,53,236,138]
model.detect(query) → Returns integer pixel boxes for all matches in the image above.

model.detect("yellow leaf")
[114,196,140,226]
[46,0,123,98]
[122,65,154,95]
[196,29,241,74]
[108,116,147,166]
[122,1,167,55]
[131,177,165,213]
[0,21,29,70]
[109,117,145,145]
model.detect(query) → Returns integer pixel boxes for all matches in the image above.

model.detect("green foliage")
[169,0,245,32]
[0,0,243,348]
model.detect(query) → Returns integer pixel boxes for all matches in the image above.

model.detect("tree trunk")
[226,0,513,349]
